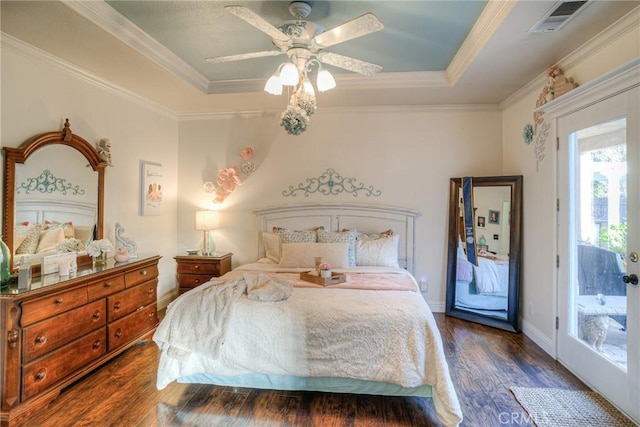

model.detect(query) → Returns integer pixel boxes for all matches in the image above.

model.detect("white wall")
[1,45,180,306]
[177,106,503,310]
[501,12,640,354]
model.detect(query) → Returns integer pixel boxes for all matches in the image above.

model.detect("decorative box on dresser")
[174,252,232,294]
[0,255,161,425]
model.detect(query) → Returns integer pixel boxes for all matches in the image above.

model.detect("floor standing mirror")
[445,175,523,331]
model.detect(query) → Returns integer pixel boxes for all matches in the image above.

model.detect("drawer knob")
[104,281,112,287]
[147,288,154,294]
[35,370,47,382]
[114,329,122,338]
[114,302,121,310]
[54,298,64,305]
[93,311,101,320]
[194,279,200,284]
[93,340,101,349]
[140,270,148,276]
[35,335,48,345]
[148,311,155,319]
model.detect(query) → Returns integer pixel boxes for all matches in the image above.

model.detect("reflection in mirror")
[13,145,98,270]
[445,176,523,332]
[3,120,106,274]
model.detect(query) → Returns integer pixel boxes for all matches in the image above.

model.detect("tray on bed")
[300,271,346,286]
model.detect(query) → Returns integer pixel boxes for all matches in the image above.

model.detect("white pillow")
[278,242,350,269]
[36,227,65,254]
[262,232,281,263]
[356,234,400,267]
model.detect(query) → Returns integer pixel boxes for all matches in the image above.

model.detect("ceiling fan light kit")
[208,2,384,135]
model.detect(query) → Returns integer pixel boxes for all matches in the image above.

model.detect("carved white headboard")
[254,203,419,273]
[15,200,96,227]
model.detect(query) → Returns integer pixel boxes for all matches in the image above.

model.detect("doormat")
[510,387,635,427]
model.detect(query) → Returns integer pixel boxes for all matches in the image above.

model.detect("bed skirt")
[177,373,433,397]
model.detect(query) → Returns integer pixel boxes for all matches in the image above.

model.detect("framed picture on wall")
[140,160,163,216]
[477,216,486,227]
[488,210,500,224]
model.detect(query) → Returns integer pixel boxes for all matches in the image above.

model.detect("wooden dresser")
[174,252,232,294]
[0,255,160,425]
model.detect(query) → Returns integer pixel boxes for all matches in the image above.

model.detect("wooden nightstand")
[174,252,232,295]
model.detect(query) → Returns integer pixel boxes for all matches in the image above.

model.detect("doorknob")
[622,274,639,286]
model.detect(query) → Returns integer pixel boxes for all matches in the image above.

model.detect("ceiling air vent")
[529,1,590,33]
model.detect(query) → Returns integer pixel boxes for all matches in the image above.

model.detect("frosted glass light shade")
[302,79,315,96]
[264,74,283,95]
[280,62,299,86]
[195,210,219,231]
[317,69,336,92]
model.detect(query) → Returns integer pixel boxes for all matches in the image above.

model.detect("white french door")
[557,86,639,423]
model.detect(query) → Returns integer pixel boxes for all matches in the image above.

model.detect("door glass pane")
[570,117,627,370]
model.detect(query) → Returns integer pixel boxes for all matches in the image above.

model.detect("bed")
[154,204,463,427]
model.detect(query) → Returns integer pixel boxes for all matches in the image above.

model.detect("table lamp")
[195,210,219,256]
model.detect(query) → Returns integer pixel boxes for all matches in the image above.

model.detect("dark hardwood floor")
[21,314,588,427]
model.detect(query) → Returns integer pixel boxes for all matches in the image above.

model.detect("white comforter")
[153,266,463,427]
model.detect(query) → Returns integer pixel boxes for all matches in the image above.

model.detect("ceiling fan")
[205,1,384,78]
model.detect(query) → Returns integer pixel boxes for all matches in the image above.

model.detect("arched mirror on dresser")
[445,175,523,332]
[2,119,106,273]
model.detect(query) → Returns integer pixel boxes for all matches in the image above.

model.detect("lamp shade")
[264,73,283,95]
[279,62,299,86]
[317,68,336,92]
[195,210,219,231]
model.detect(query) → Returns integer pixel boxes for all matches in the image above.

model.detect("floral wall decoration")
[533,65,578,133]
[530,65,578,172]
[282,168,382,197]
[204,147,256,203]
[534,122,551,172]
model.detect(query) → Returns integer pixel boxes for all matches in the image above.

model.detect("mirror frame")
[2,119,106,273]
[445,175,523,332]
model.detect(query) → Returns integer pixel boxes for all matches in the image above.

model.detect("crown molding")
[447,0,517,86]
[65,1,210,93]
[178,103,499,121]
[500,5,640,110]
[1,33,178,120]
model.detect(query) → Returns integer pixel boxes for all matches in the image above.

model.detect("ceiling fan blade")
[317,52,383,77]
[206,50,285,63]
[225,5,290,43]
[313,13,383,49]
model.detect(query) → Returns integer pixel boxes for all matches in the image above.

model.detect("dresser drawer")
[107,281,157,322]
[108,305,157,352]
[22,328,106,401]
[23,300,106,363]
[87,274,125,300]
[21,287,88,327]
[177,261,221,275]
[125,264,159,288]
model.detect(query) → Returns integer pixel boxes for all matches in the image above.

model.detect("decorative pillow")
[456,258,473,282]
[278,242,350,269]
[357,229,394,240]
[16,224,43,254]
[74,225,94,244]
[273,227,319,244]
[355,234,400,267]
[43,221,75,238]
[36,227,65,254]
[262,232,281,263]
[317,229,357,267]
